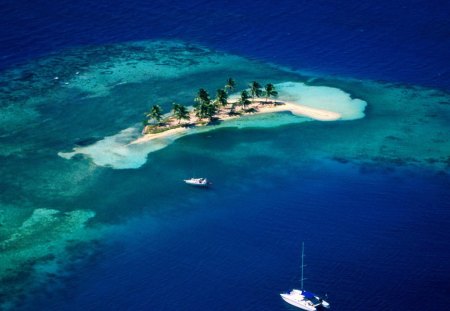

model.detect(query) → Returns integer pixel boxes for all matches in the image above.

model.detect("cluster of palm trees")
[143,102,190,127]
[143,78,278,128]
[192,78,236,120]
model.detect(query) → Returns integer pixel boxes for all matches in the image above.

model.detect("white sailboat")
[280,242,330,310]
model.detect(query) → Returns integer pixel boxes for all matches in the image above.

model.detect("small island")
[135,79,341,144]
[58,80,364,169]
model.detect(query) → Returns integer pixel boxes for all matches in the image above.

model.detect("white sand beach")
[132,98,341,145]
[130,126,188,145]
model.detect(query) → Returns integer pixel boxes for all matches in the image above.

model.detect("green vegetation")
[264,83,278,103]
[239,90,251,109]
[172,103,190,124]
[250,81,262,100]
[194,88,211,106]
[214,89,228,107]
[142,78,279,134]
[194,88,218,120]
[194,101,217,121]
[144,124,183,134]
[146,105,164,125]
[225,77,236,93]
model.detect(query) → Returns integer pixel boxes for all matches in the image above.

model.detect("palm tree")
[194,88,219,121]
[214,89,228,107]
[205,102,218,120]
[193,103,205,120]
[195,88,211,106]
[249,81,262,101]
[239,90,251,110]
[147,105,163,124]
[225,78,236,93]
[264,83,278,103]
[196,102,218,121]
[172,103,190,124]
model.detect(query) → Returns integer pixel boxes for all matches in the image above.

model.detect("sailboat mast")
[301,242,305,290]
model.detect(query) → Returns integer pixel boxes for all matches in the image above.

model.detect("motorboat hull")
[184,178,209,187]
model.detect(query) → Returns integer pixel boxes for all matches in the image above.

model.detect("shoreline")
[130,126,188,145]
[132,99,341,145]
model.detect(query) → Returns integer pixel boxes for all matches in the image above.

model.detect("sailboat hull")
[280,293,316,311]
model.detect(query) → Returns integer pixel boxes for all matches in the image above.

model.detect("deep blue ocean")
[1,1,450,310]
[1,0,449,90]
[28,162,450,311]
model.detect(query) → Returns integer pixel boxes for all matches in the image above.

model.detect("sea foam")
[58,82,367,169]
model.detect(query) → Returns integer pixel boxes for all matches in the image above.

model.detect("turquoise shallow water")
[0,40,449,310]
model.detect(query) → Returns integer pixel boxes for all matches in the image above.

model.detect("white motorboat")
[184,177,210,187]
[280,243,330,310]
